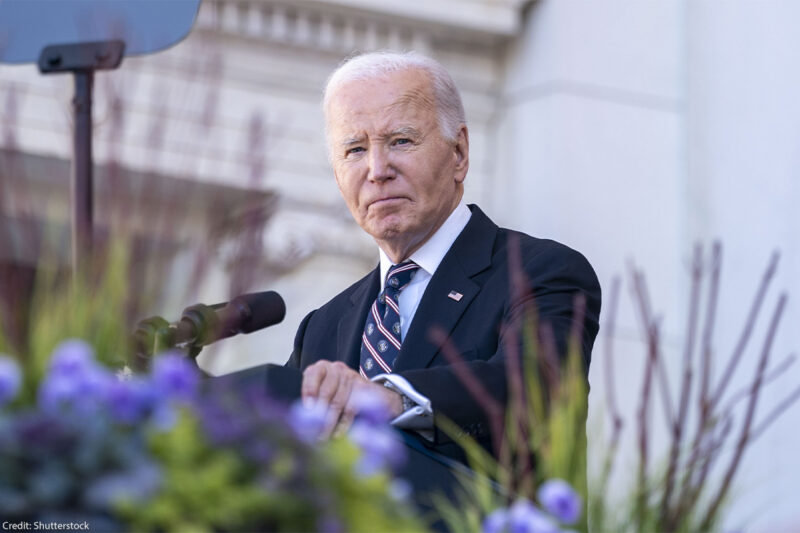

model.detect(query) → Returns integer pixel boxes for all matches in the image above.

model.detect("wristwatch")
[383,381,416,412]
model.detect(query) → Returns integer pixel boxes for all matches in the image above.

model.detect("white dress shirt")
[371,202,472,430]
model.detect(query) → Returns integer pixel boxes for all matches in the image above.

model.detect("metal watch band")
[383,380,416,412]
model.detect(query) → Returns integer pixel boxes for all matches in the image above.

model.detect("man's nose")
[367,147,394,182]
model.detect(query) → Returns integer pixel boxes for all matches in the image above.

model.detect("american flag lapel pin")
[447,290,463,302]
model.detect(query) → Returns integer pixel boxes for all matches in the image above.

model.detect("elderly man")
[286,51,600,461]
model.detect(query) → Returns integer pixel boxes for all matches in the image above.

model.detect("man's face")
[326,68,469,261]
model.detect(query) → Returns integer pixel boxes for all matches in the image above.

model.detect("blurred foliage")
[120,400,423,533]
[0,244,425,532]
[29,245,132,375]
[119,412,276,532]
[436,246,796,533]
[0,240,137,402]
[432,316,590,533]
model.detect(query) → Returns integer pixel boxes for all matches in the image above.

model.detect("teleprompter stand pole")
[37,40,124,273]
[72,69,93,271]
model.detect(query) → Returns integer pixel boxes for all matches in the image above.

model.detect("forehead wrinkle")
[330,83,434,148]
[390,87,436,114]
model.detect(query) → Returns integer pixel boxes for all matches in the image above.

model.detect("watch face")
[402,395,414,412]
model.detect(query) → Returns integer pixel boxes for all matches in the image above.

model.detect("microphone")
[173,291,286,348]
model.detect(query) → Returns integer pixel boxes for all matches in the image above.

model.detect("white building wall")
[497,1,800,530]
[684,3,800,530]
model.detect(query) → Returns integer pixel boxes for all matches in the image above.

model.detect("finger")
[315,365,342,409]
[333,404,357,438]
[301,362,328,405]
[333,380,374,438]
[321,365,355,439]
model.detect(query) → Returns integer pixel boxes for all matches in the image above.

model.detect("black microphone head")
[232,291,286,333]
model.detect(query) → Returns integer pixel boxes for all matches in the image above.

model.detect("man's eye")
[346,147,365,156]
[394,138,412,146]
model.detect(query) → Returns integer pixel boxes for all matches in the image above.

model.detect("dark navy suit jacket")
[286,205,601,459]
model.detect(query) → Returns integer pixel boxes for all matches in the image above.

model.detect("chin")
[371,225,403,241]
[365,214,407,237]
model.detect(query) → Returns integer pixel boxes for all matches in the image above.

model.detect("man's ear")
[453,125,469,184]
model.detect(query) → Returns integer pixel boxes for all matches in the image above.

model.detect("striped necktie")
[359,261,420,378]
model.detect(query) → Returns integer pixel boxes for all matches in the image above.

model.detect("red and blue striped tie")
[359,261,419,378]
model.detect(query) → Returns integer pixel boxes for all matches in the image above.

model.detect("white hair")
[323,50,467,145]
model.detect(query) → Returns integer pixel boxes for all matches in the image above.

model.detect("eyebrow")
[390,126,421,138]
[339,127,421,148]
[340,135,365,147]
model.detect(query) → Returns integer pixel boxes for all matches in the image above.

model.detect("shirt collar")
[378,202,472,289]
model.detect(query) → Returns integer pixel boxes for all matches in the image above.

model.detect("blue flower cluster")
[197,379,296,464]
[34,340,198,425]
[0,340,199,524]
[193,378,410,532]
[0,341,414,531]
[483,479,582,533]
[287,386,407,478]
[346,387,406,477]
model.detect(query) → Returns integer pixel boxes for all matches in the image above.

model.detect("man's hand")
[301,360,403,438]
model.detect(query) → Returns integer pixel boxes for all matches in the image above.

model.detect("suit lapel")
[394,205,498,372]
[394,262,478,371]
[337,267,380,369]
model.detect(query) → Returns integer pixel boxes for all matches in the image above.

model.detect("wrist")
[388,390,404,417]
[382,381,412,417]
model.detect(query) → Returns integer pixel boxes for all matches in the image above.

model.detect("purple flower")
[83,460,162,510]
[483,508,509,533]
[49,339,95,377]
[316,516,344,533]
[38,339,115,415]
[149,404,178,431]
[347,420,405,476]
[11,411,74,453]
[0,356,22,406]
[508,499,559,533]
[349,386,393,424]
[197,405,248,444]
[38,365,110,415]
[289,399,330,443]
[537,479,582,525]
[104,378,158,424]
[38,376,78,413]
[151,353,199,403]
[243,440,273,463]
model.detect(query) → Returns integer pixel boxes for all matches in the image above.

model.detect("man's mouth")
[369,197,406,208]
